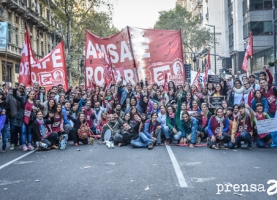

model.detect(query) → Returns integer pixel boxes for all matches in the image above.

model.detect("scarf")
[36,118,47,138]
[238,113,247,131]
[243,87,253,94]
[169,113,175,118]
[215,116,224,133]
[233,86,245,94]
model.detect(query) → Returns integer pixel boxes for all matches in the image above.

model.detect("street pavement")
[0,141,277,200]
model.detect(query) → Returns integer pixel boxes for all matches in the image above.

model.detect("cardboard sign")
[208,75,221,84]
[208,96,225,108]
[256,117,277,134]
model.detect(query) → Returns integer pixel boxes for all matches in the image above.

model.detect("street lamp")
[205,24,216,74]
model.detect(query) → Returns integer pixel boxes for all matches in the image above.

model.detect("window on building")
[36,39,39,55]
[15,16,19,24]
[28,0,31,7]
[8,12,12,22]
[2,61,13,82]
[250,21,273,35]
[8,25,12,44]
[250,0,277,10]
[229,33,234,47]
[41,41,44,56]
[47,10,50,21]
[228,0,232,5]
[15,29,18,46]
[243,0,249,14]
[243,24,249,39]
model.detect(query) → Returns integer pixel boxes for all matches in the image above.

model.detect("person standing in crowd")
[0,92,9,152]
[228,79,245,107]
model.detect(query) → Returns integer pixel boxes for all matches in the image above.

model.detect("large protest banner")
[30,41,68,90]
[85,28,137,87]
[128,27,184,85]
[85,27,184,88]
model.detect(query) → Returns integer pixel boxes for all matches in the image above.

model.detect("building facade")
[0,0,64,85]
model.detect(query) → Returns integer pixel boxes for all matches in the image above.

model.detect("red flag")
[204,51,210,87]
[192,69,201,92]
[18,26,35,86]
[164,73,168,92]
[102,52,114,88]
[242,32,253,72]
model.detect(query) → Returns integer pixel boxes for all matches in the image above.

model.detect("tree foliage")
[154,5,212,51]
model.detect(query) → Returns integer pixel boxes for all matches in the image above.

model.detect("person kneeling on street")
[228,103,254,150]
[68,112,93,146]
[176,111,199,148]
[119,115,141,147]
[207,107,230,149]
[32,111,58,150]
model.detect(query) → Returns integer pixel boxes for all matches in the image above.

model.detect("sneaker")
[148,143,154,150]
[110,141,115,149]
[106,141,111,149]
[2,147,6,153]
[247,143,253,150]
[165,139,170,145]
[22,145,28,152]
[10,144,15,151]
[28,144,34,151]
[74,143,79,146]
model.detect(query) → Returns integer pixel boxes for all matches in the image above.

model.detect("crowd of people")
[0,66,277,152]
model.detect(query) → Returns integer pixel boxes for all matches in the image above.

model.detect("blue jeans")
[228,131,252,149]
[131,132,154,148]
[21,123,32,146]
[256,134,272,148]
[1,124,8,149]
[162,126,171,139]
[173,131,182,141]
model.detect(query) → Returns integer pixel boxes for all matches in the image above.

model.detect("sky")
[111,0,177,30]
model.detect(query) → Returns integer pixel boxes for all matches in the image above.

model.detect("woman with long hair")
[221,100,229,115]
[207,83,215,96]
[51,103,64,136]
[191,100,201,112]
[251,90,269,113]
[91,94,101,108]
[168,81,176,93]
[165,89,177,105]
[228,79,245,106]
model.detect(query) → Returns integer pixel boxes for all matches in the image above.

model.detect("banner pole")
[127,26,139,82]
[179,29,185,82]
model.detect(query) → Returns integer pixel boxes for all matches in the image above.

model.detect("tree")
[154,5,212,53]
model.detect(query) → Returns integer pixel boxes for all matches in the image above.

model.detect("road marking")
[165,145,188,188]
[0,150,37,170]
[191,177,216,182]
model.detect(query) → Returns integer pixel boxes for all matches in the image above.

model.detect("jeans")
[10,118,20,145]
[162,126,171,139]
[91,124,97,134]
[256,134,272,148]
[41,132,58,146]
[228,131,252,149]
[207,133,230,148]
[131,132,154,148]
[1,124,8,149]
[21,123,32,146]
[173,131,182,141]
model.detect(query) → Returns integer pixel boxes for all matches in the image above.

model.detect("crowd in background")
[0,66,277,152]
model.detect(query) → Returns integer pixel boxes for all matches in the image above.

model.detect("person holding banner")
[207,107,230,149]
[252,103,272,148]
[228,104,254,150]
[260,79,277,118]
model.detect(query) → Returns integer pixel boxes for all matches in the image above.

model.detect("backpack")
[59,134,68,150]
[77,123,90,140]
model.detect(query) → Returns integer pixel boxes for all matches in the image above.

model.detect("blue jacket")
[251,97,269,113]
[180,117,199,144]
[78,98,87,111]
[144,120,160,136]
[62,107,70,125]
[207,117,229,137]
[118,86,136,105]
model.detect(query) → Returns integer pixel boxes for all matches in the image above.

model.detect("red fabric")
[266,69,273,85]
[234,116,252,138]
[51,115,62,133]
[192,70,201,91]
[242,32,253,73]
[164,73,168,92]
[85,27,184,88]
[210,117,226,136]
[83,107,94,128]
[261,86,277,114]
[23,100,34,124]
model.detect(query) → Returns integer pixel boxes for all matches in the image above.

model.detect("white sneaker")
[110,141,115,149]
[106,141,111,149]
[10,144,15,151]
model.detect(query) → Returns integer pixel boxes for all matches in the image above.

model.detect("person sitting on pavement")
[32,110,58,150]
[228,103,254,150]
[101,113,124,144]
[175,111,199,148]
[252,103,272,148]
[143,112,162,145]
[207,107,230,149]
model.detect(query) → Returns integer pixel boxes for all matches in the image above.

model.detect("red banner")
[204,51,210,87]
[242,32,253,73]
[85,27,184,88]
[19,26,37,86]
[85,28,137,88]
[129,27,184,85]
[30,42,68,90]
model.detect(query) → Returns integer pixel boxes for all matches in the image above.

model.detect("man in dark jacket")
[0,92,9,152]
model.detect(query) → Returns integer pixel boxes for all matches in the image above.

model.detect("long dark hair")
[168,81,176,93]
[48,99,57,113]
[254,90,263,103]
[55,103,63,118]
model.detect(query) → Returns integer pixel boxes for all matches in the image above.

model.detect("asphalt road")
[0,141,277,200]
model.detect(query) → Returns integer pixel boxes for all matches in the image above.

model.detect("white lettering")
[250,184,257,192]
[86,40,98,59]
[257,184,265,192]
[267,180,277,196]
[153,65,171,84]
[31,72,37,83]
[240,184,249,192]
[52,48,63,68]
[216,184,224,194]
[94,66,104,86]
[123,69,135,85]
[41,58,51,69]
[120,41,133,62]
[86,67,93,86]
[233,184,240,192]
[107,44,119,63]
